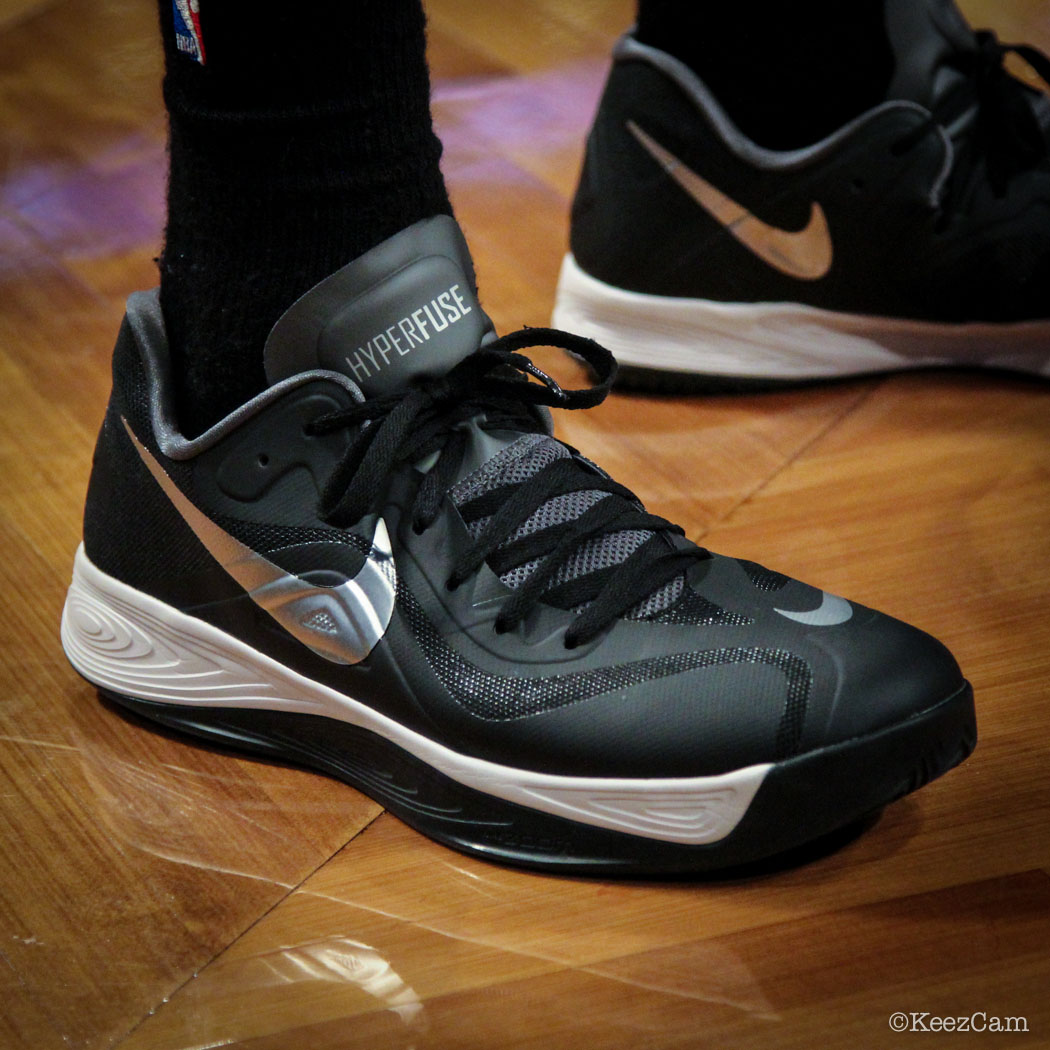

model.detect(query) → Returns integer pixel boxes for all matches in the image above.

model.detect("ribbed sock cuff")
[158,0,452,435]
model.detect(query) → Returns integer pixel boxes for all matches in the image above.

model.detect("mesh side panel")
[739,560,791,592]
[628,576,685,619]
[510,490,607,542]
[450,433,560,506]
[398,589,810,754]
[499,523,648,595]
[500,558,542,590]
[552,528,649,586]
[498,435,570,484]
[449,434,684,620]
[464,514,490,541]
[776,655,808,758]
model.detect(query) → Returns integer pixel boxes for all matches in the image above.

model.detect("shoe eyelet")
[257,453,269,467]
[850,177,865,195]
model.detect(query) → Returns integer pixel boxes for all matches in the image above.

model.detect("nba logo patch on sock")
[172,0,205,64]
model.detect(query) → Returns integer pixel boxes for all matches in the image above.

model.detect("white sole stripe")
[61,545,770,845]
[552,254,1050,379]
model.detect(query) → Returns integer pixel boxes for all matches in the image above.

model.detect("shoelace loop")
[307,328,709,647]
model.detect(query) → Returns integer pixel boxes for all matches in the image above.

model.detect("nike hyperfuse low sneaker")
[62,217,975,874]
[554,0,1050,387]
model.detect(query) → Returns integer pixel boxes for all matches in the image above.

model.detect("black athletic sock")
[158,1,452,437]
[635,0,893,150]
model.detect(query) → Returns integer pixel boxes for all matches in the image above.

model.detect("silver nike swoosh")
[123,419,396,665]
[775,592,853,627]
[627,120,833,281]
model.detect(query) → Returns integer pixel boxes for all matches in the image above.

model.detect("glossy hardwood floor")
[2,1,1049,1047]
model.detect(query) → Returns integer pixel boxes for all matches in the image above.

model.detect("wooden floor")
[2,1,1049,1047]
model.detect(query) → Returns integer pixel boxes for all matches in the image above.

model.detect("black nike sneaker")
[62,217,975,875]
[554,0,1050,387]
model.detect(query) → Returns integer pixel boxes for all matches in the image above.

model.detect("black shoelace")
[893,30,1050,219]
[306,328,709,649]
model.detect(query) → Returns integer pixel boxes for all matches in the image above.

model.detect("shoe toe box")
[804,601,966,748]
[496,579,965,779]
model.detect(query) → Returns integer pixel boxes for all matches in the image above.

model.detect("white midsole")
[61,545,770,846]
[552,253,1050,379]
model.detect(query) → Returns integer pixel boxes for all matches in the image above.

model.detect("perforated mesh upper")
[398,587,808,754]
[740,560,791,593]
[449,434,740,625]
[511,490,608,542]
[451,433,557,507]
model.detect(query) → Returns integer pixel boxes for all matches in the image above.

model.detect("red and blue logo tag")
[172,0,205,64]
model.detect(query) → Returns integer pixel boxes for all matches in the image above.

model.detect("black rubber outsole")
[97,681,976,877]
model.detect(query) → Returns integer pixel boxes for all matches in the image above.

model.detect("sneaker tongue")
[884,0,976,110]
[263,215,496,397]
